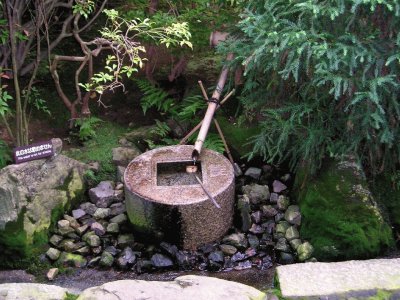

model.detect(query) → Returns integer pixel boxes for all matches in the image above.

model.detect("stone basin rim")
[124,145,234,206]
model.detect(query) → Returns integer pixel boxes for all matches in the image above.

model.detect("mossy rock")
[295,158,394,261]
[0,156,87,267]
[370,174,400,229]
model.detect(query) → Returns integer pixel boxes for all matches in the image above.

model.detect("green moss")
[371,175,400,228]
[64,293,79,300]
[367,290,393,300]
[215,115,261,157]
[298,160,394,261]
[65,121,128,183]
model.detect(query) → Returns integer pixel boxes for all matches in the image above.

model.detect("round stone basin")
[124,145,235,249]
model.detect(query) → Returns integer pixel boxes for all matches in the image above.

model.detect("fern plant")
[220,0,400,176]
[135,79,225,153]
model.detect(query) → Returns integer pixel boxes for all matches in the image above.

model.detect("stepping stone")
[277,258,400,299]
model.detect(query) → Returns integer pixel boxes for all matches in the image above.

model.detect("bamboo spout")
[192,53,234,161]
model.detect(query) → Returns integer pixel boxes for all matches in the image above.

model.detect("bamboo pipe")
[191,53,234,161]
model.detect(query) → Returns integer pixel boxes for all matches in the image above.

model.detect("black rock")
[104,246,119,256]
[251,211,262,224]
[110,203,126,216]
[176,251,196,270]
[199,243,215,254]
[279,252,295,264]
[247,234,260,249]
[208,251,224,263]
[234,260,252,270]
[151,253,174,268]
[249,224,264,235]
[135,259,153,273]
[117,247,136,269]
[80,202,97,216]
[259,255,273,270]
[160,242,178,257]
[231,252,246,262]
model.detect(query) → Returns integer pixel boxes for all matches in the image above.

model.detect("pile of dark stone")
[45,164,314,273]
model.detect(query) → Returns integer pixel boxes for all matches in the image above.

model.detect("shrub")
[220,0,400,176]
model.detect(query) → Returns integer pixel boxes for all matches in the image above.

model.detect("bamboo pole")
[192,53,234,161]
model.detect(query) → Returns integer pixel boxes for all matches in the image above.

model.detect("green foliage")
[72,0,95,19]
[23,87,51,116]
[0,83,12,117]
[82,9,192,95]
[0,139,11,168]
[135,79,227,153]
[221,0,400,176]
[73,117,103,142]
[66,121,128,182]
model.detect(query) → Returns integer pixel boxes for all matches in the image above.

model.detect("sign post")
[13,141,54,164]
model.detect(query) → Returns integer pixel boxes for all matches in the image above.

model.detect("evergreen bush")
[220,0,400,176]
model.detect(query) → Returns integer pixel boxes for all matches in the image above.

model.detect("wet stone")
[60,239,77,252]
[136,260,153,273]
[276,221,290,234]
[109,213,127,224]
[199,243,215,254]
[104,246,118,256]
[63,215,80,229]
[117,234,135,248]
[46,268,59,281]
[275,238,291,252]
[245,248,257,258]
[244,167,262,180]
[75,246,90,255]
[247,234,260,249]
[91,222,106,236]
[231,252,246,262]
[279,252,295,265]
[80,202,97,216]
[285,205,302,226]
[273,180,287,193]
[222,233,248,250]
[262,205,278,218]
[88,256,101,267]
[106,222,119,233]
[234,260,252,270]
[275,212,285,222]
[66,232,80,241]
[219,244,237,256]
[92,246,102,255]
[175,251,195,270]
[93,208,111,219]
[46,248,61,261]
[251,211,262,224]
[110,203,126,216]
[117,247,136,269]
[87,235,101,247]
[242,184,270,205]
[238,195,252,232]
[277,195,290,211]
[260,255,273,270]
[208,251,224,263]
[289,239,302,251]
[249,224,264,235]
[100,251,114,267]
[160,242,178,257]
[89,181,115,208]
[80,217,96,226]
[297,241,314,262]
[75,224,89,236]
[262,220,276,235]
[269,193,279,204]
[151,253,173,268]
[285,226,300,241]
[49,234,63,247]
[72,209,86,219]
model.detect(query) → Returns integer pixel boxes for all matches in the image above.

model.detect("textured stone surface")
[277,258,400,299]
[124,145,235,249]
[0,155,87,261]
[0,283,68,300]
[77,275,266,300]
[112,146,142,167]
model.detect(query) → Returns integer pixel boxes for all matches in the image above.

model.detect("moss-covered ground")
[297,160,394,261]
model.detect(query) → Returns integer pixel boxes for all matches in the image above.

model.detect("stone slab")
[277,258,400,299]
[77,275,266,300]
[0,283,68,300]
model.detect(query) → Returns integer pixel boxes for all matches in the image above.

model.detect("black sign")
[13,140,54,164]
